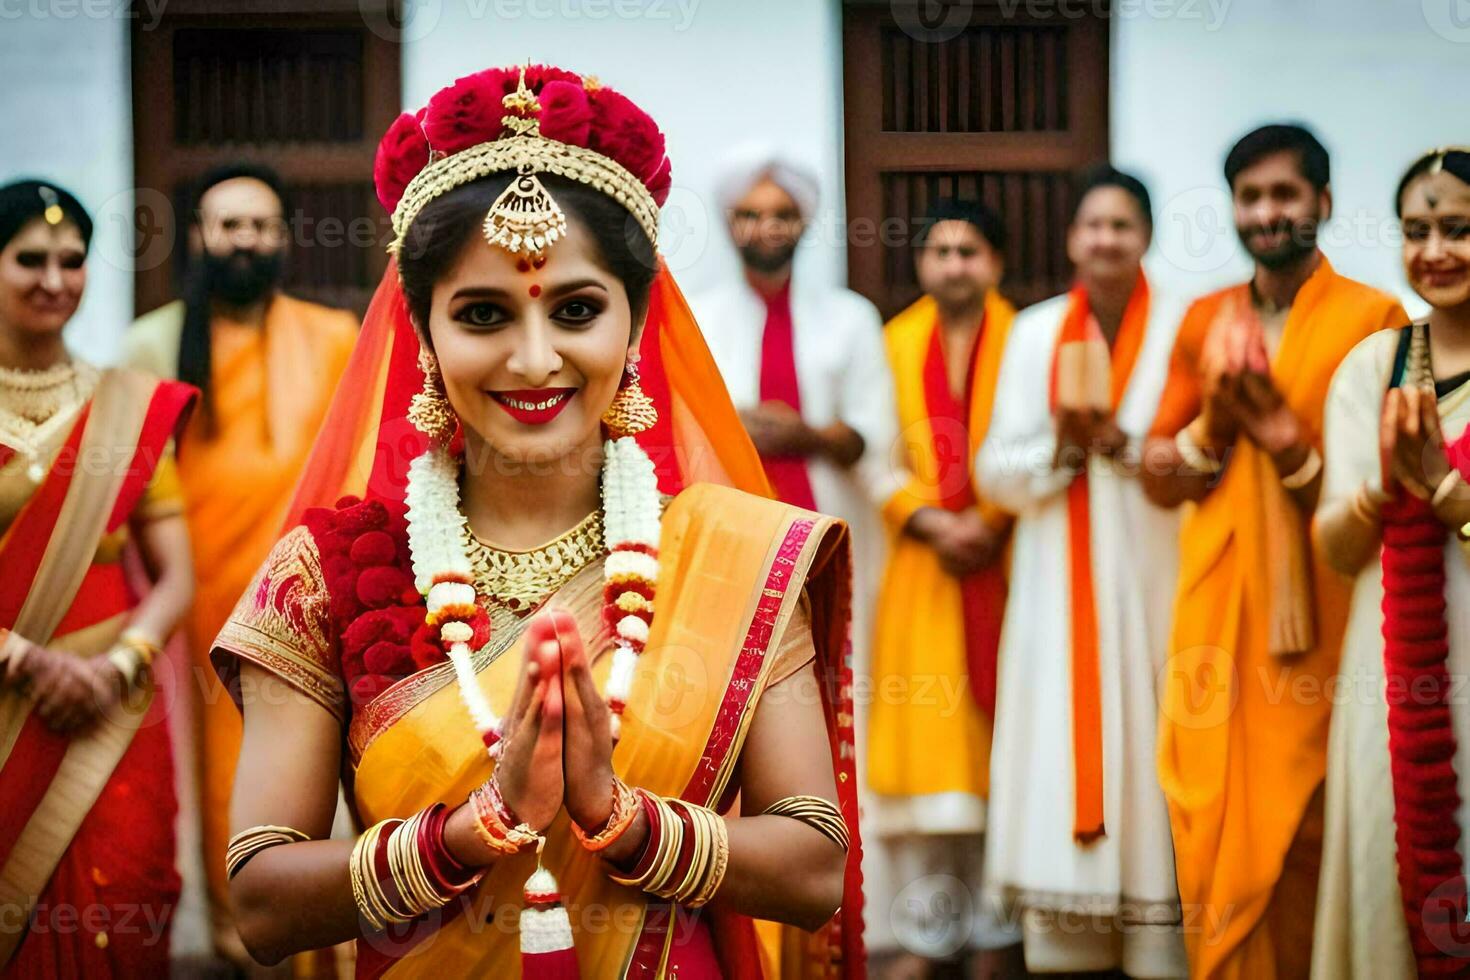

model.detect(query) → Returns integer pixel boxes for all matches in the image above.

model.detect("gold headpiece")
[37,186,64,227]
[389,67,660,258]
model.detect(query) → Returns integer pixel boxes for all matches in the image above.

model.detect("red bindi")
[516,258,531,273]
[532,255,547,269]
[529,284,542,298]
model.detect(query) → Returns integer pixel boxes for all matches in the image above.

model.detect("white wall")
[1112,0,1470,318]
[399,0,849,296]
[0,4,139,362]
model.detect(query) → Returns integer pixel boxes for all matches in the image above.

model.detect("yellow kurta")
[125,293,357,950]
[867,290,1015,831]
[1149,259,1405,980]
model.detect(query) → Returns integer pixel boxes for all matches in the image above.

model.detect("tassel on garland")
[519,864,578,979]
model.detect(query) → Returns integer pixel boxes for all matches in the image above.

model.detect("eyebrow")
[449,278,608,303]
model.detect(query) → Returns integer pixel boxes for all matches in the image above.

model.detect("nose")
[505,315,563,386]
[1422,228,1449,263]
[39,257,64,293]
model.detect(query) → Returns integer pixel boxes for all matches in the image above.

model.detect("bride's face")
[425,217,639,466]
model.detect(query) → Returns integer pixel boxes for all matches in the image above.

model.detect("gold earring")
[408,348,457,444]
[602,362,658,438]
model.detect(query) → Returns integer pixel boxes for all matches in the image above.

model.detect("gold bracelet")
[571,777,640,852]
[689,810,730,909]
[1432,469,1463,510]
[762,795,850,852]
[1175,427,1222,475]
[1280,446,1323,490]
[105,647,142,688]
[226,825,311,879]
[667,802,710,902]
[350,821,398,931]
[118,629,162,668]
[468,779,541,856]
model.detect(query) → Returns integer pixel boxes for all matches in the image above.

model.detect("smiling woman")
[207,65,865,979]
[0,180,196,977]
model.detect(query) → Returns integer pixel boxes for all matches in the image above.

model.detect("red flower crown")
[373,64,671,252]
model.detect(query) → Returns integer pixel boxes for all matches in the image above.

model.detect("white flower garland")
[404,435,661,756]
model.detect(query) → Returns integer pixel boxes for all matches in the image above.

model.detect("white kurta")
[976,290,1187,977]
[1312,328,1470,980]
[690,277,903,947]
[691,280,901,641]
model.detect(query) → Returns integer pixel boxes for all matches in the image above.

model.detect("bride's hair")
[397,171,658,335]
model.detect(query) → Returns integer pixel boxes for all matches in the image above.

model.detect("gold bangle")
[226,825,311,879]
[468,780,540,856]
[118,629,161,668]
[1175,427,1222,475]
[762,795,851,852]
[1432,469,1463,510]
[1280,446,1323,490]
[690,810,730,909]
[106,647,142,688]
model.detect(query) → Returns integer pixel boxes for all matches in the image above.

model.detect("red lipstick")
[489,387,577,425]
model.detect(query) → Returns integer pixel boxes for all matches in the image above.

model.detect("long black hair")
[178,162,289,421]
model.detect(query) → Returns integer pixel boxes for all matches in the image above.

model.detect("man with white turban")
[690,145,905,963]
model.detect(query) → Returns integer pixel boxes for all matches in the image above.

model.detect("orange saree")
[210,261,862,978]
[0,369,195,975]
[1150,258,1405,979]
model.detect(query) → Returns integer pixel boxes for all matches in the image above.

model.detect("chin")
[471,413,602,472]
[1415,283,1470,311]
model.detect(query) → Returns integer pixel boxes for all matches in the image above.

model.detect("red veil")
[280,259,866,976]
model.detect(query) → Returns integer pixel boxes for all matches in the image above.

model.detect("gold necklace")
[0,359,98,482]
[461,508,605,616]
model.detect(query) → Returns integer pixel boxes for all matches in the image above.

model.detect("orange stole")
[178,294,357,925]
[867,290,1014,803]
[350,484,851,978]
[1047,275,1150,843]
[1150,259,1405,979]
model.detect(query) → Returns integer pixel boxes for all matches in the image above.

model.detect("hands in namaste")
[1380,383,1453,503]
[487,609,618,837]
[1200,314,1301,457]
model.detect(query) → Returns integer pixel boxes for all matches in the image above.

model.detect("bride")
[212,64,863,977]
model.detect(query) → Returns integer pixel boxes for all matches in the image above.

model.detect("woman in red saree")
[0,179,197,974]
[212,65,864,978]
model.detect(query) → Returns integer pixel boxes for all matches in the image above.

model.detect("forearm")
[1314,493,1382,577]
[230,841,362,965]
[710,815,845,931]
[815,421,864,468]
[1140,438,1216,508]
[1267,439,1323,512]
[128,515,194,645]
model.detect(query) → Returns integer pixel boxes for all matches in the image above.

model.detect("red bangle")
[417,803,477,891]
[621,790,662,879]
[372,818,407,917]
[665,801,698,891]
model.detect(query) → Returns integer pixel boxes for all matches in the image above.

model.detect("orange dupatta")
[1047,274,1150,843]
